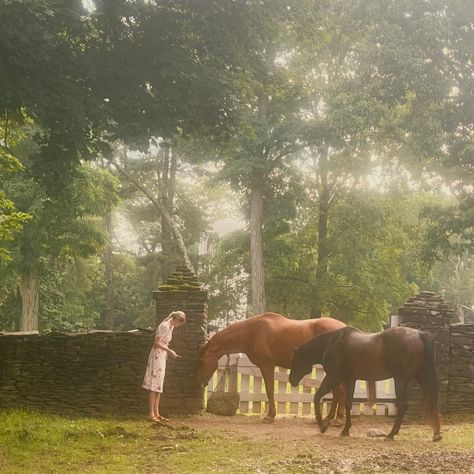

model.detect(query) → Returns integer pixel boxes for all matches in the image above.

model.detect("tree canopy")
[0,0,472,332]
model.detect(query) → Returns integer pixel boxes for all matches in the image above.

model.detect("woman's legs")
[148,391,158,420]
[154,392,161,418]
[154,393,170,421]
[149,391,169,421]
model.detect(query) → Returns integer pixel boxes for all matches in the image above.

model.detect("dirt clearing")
[177,413,474,473]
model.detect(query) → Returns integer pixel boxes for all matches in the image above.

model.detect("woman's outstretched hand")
[168,349,182,359]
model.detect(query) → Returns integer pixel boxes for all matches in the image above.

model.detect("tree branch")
[107,149,194,272]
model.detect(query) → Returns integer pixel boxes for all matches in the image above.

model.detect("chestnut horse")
[197,312,374,423]
[289,326,442,442]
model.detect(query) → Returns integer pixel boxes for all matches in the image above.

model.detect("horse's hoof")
[319,422,329,434]
[384,436,394,442]
[433,434,442,442]
[262,416,275,424]
[340,430,350,437]
[330,418,344,428]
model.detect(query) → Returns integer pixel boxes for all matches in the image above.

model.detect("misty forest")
[1,0,473,335]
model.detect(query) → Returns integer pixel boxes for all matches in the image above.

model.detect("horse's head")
[195,339,219,385]
[289,346,313,387]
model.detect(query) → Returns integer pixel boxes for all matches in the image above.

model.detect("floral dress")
[142,319,174,393]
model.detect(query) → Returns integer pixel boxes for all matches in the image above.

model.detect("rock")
[367,428,386,437]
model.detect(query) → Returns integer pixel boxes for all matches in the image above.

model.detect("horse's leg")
[327,383,346,427]
[431,410,442,442]
[260,364,276,423]
[385,377,409,442]
[416,374,442,442]
[340,380,356,437]
[314,375,338,433]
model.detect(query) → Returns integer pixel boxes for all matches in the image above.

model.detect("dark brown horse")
[197,312,374,423]
[289,326,442,442]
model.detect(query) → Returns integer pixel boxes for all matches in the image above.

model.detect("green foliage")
[38,258,104,333]
[0,0,472,331]
[2,162,118,273]
[263,190,440,330]
[0,118,31,262]
[106,253,155,330]
[0,250,155,333]
[422,193,474,259]
[200,230,250,323]
[0,124,119,329]
[0,195,30,262]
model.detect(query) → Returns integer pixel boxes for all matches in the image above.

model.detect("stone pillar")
[152,266,207,415]
[448,323,474,413]
[398,291,453,415]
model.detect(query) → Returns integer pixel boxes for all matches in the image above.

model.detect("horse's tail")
[367,380,377,409]
[419,331,440,424]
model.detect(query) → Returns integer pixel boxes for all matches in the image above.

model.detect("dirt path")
[185,413,428,441]
[180,414,474,473]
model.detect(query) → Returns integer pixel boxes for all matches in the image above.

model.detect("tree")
[284,0,473,316]
[357,0,473,257]
[200,230,250,324]
[0,131,119,331]
[0,120,30,263]
[196,0,311,314]
[263,188,439,329]
[108,142,200,273]
[1,1,240,168]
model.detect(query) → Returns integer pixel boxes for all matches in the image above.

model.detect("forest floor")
[0,410,473,473]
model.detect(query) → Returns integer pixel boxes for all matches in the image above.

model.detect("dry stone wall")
[448,323,474,413]
[398,291,453,414]
[0,331,151,416]
[399,291,474,416]
[0,267,207,416]
[153,267,208,414]
[2,284,470,417]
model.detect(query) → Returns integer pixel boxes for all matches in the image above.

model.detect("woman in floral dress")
[143,310,186,422]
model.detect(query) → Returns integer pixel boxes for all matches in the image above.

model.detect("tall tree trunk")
[20,271,39,331]
[250,169,266,315]
[248,77,272,316]
[104,212,114,330]
[311,147,330,318]
[160,143,178,283]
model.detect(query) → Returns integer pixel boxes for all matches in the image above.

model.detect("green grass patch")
[1,410,473,473]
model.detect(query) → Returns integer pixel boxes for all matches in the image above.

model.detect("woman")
[142,310,186,422]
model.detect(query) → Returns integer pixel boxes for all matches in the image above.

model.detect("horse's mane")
[298,326,356,363]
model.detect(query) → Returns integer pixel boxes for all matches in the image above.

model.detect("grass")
[0,410,473,473]
[0,410,279,474]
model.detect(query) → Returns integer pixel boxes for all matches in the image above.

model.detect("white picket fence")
[206,354,397,416]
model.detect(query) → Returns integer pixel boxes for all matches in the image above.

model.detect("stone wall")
[448,323,474,413]
[4,283,470,418]
[399,291,454,414]
[0,267,208,417]
[152,266,207,414]
[399,291,474,415]
[0,331,151,416]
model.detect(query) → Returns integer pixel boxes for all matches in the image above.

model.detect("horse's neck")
[308,329,342,363]
[303,336,331,365]
[211,326,249,356]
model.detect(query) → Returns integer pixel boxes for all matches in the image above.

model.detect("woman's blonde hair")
[166,310,186,323]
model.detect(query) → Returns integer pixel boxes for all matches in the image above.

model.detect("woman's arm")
[154,339,180,358]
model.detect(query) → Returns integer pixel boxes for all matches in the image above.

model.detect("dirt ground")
[180,413,474,473]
